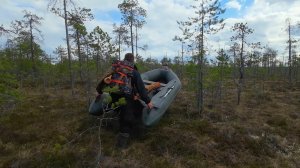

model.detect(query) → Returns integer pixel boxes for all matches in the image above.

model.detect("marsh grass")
[0,81,299,167]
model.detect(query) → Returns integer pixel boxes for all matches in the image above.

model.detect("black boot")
[132,122,146,140]
[116,133,130,149]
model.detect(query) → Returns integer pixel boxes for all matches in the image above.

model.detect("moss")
[183,119,213,135]
[0,141,15,157]
[247,86,272,105]
[266,115,288,130]
[44,150,78,168]
[1,79,299,168]
[182,156,209,168]
[149,158,172,168]
[53,143,62,153]
[57,135,67,144]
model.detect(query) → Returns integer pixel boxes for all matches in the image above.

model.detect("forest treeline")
[0,0,299,112]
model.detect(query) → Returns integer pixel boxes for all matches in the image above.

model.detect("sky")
[0,0,300,61]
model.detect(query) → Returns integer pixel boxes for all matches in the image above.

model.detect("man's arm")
[96,79,105,94]
[96,72,113,94]
[133,70,151,104]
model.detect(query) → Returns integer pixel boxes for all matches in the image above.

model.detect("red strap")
[112,64,134,71]
[111,79,125,85]
[118,72,126,77]
[121,64,134,71]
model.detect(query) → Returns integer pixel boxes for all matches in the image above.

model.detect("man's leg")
[116,98,134,149]
[132,100,146,139]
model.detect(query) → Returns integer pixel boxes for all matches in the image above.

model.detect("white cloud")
[0,0,196,60]
[138,0,195,59]
[242,0,300,57]
[203,0,300,61]
[77,0,120,12]
[226,0,242,10]
[1,0,300,62]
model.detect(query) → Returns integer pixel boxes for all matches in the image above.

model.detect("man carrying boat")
[96,53,153,149]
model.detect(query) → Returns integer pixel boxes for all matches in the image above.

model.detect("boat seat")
[143,80,167,87]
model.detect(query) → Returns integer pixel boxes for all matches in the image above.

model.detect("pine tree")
[216,49,230,104]
[113,24,128,60]
[231,22,254,105]
[89,26,115,76]
[118,0,146,55]
[23,10,43,75]
[177,0,225,115]
[68,7,93,81]
[49,0,76,95]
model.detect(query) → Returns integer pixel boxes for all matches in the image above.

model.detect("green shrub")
[0,58,21,105]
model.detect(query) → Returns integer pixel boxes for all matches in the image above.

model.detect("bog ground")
[0,80,299,168]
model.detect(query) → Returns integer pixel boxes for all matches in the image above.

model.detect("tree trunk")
[118,34,121,60]
[220,63,223,103]
[130,8,134,55]
[288,23,292,84]
[63,0,74,95]
[96,39,101,75]
[76,30,83,82]
[135,26,138,57]
[267,54,270,76]
[100,51,103,76]
[200,17,204,115]
[197,11,204,116]
[29,17,35,75]
[181,42,184,79]
[96,51,99,75]
[238,34,244,105]
[86,43,92,105]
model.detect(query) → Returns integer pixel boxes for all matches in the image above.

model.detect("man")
[117,53,153,148]
[96,53,153,149]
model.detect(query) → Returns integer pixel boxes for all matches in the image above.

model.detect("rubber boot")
[116,133,130,149]
[132,120,146,140]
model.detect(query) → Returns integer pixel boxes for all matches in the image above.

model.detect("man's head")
[124,53,134,63]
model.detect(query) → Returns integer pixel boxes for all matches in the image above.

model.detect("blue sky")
[94,10,122,23]
[221,0,253,18]
[98,0,254,21]
[1,0,300,62]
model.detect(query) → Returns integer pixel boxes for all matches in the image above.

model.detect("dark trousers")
[119,97,144,136]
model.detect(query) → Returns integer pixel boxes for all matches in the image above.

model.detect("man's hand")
[147,101,154,109]
[133,93,140,100]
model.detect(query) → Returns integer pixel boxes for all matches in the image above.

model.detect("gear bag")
[109,60,134,95]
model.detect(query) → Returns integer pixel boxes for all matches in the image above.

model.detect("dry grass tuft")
[0,81,299,167]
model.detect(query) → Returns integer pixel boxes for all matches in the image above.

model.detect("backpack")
[109,60,134,95]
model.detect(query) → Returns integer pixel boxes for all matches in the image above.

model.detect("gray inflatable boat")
[89,67,181,126]
[141,67,181,126]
